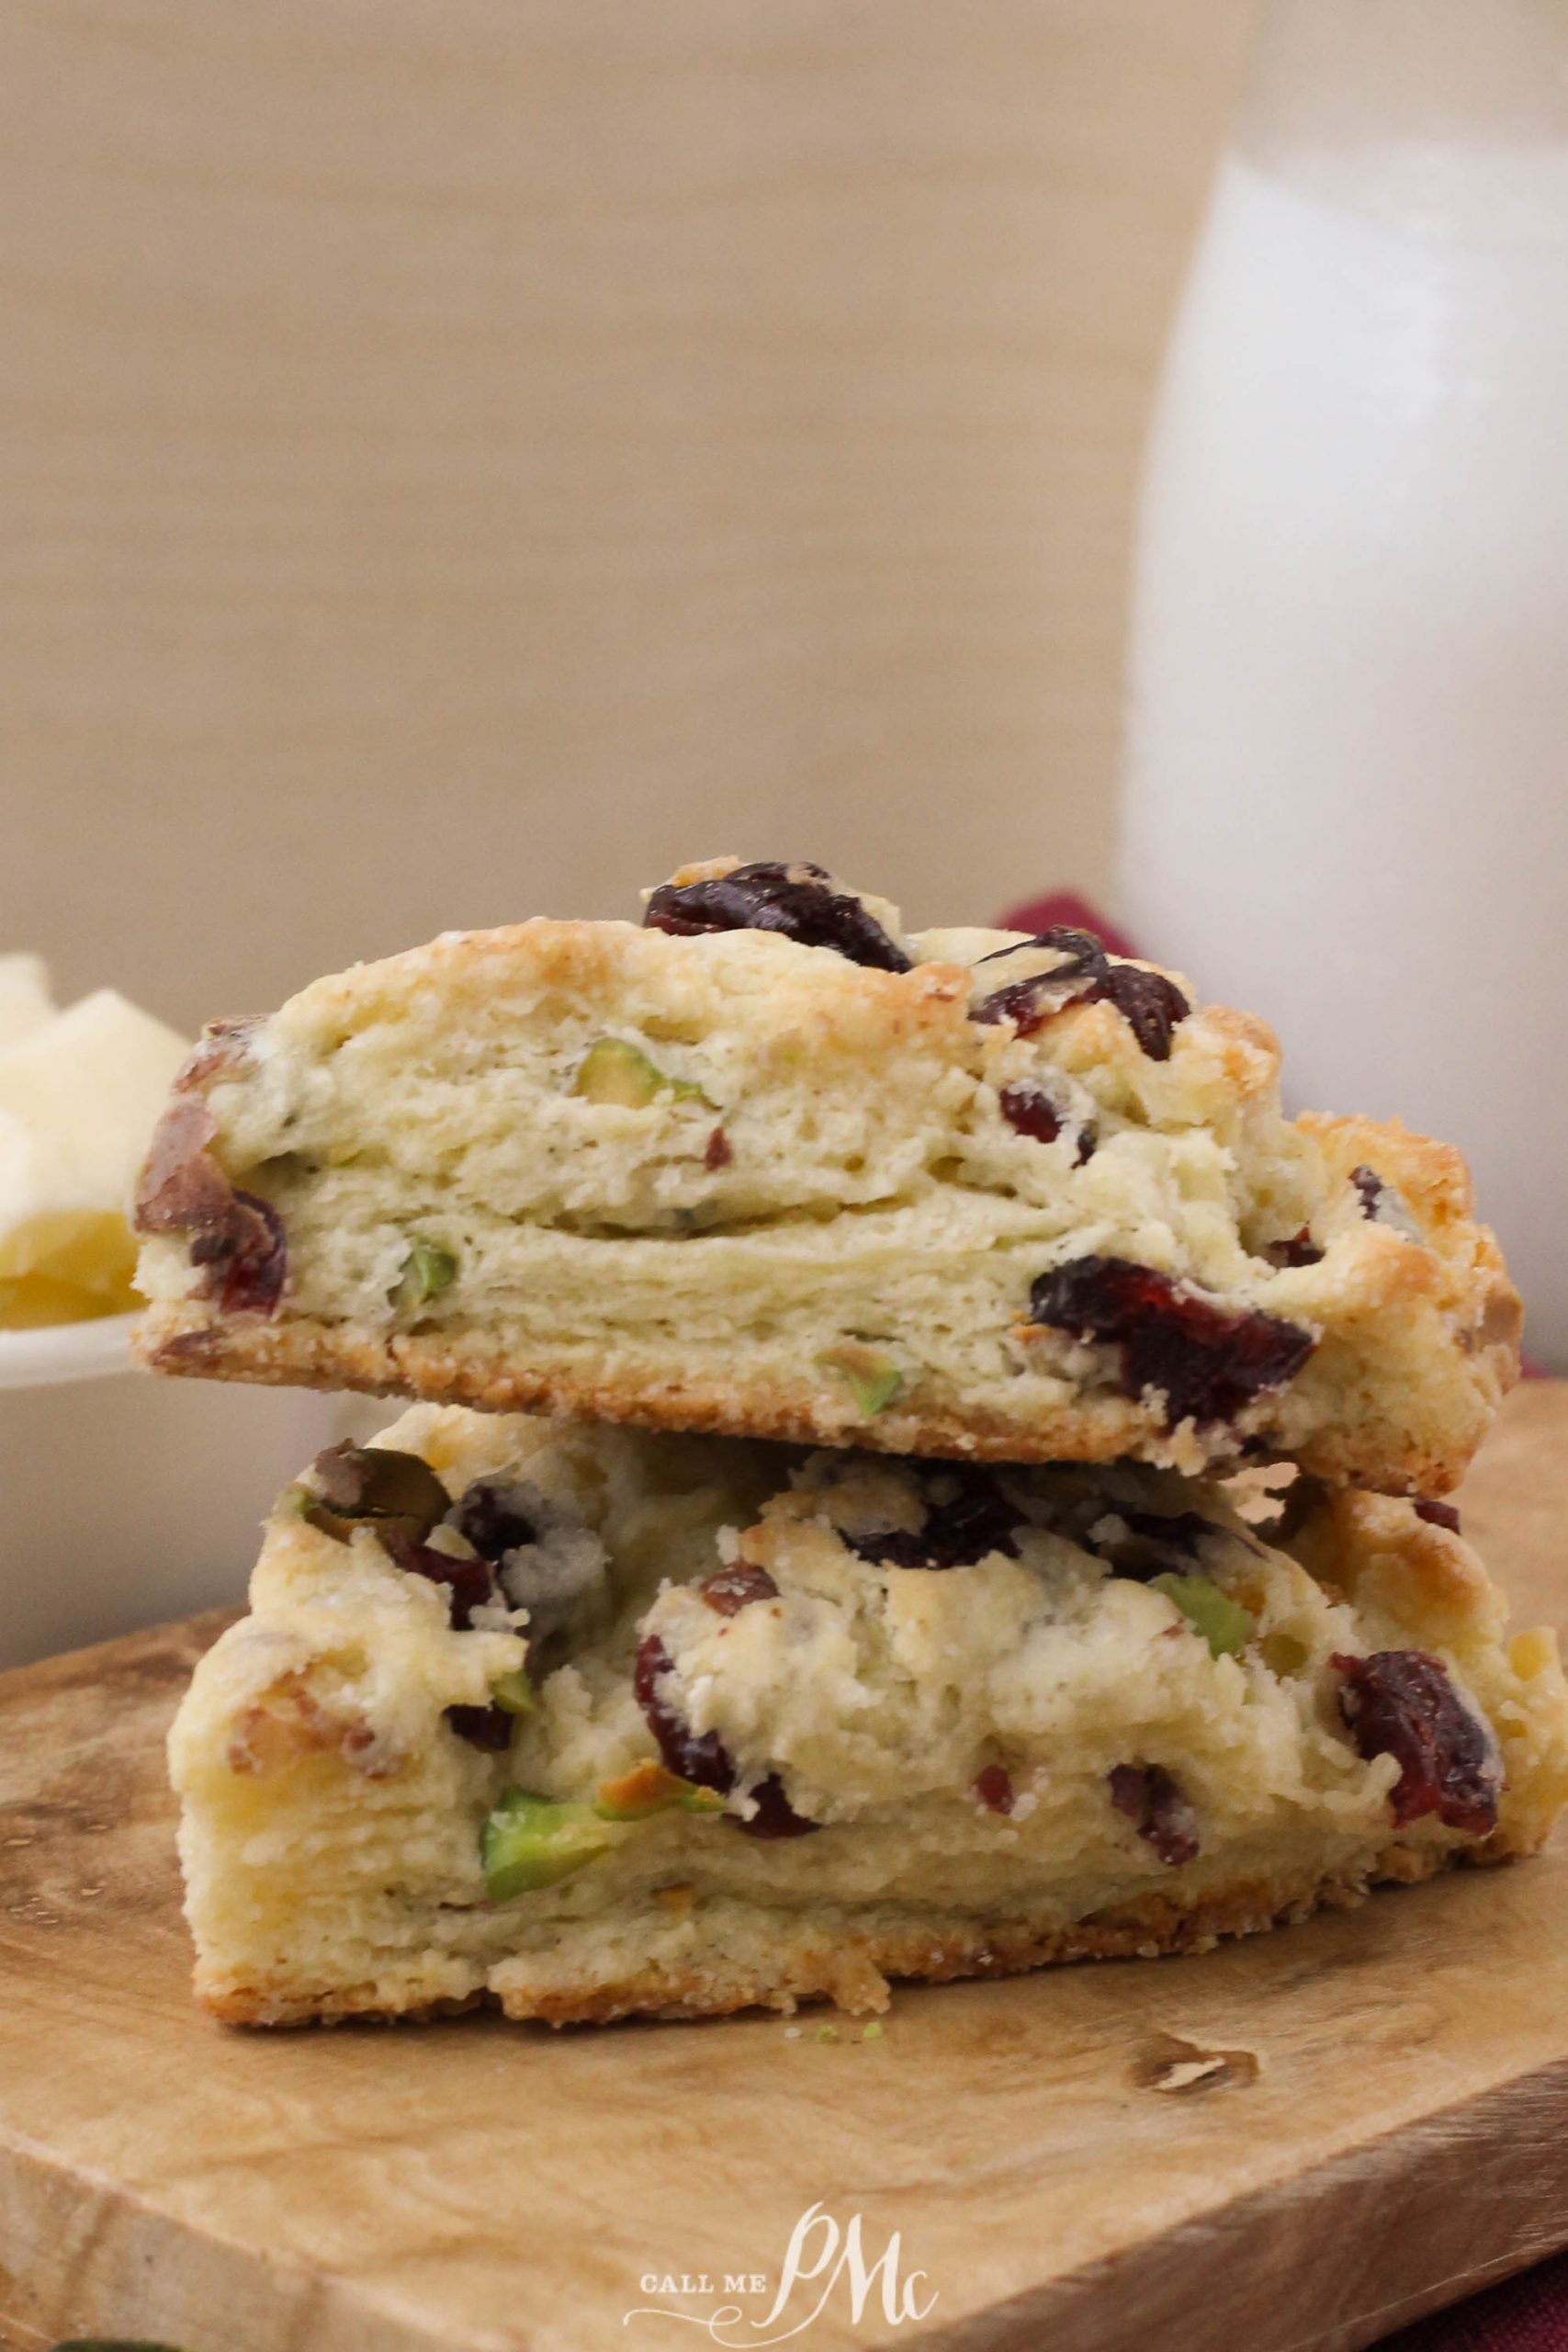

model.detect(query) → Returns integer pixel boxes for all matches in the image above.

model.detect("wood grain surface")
[4,1382,1566,2352]
[0,0,1256,1028]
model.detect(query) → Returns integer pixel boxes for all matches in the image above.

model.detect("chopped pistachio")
[818,1341,903,1418]
[815,2023,840,2043]
[572,1036,710,1108]
[1149,1571,1256,1659]
[861,2020,886,2042]
[482,1790,616,1899]
[275,1481,312,1520]
[593,1759,726,1822]
[389,1238,457,1317]
[300,1442,449,1545]
[490,1668,536,1718]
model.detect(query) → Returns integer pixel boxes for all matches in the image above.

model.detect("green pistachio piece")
[490,1668,536,1718]
[389,1238,457,1317]
[592,1760,727,1822]
[677,1785,728,1815]
[482,1790,617,1898]
[818,1342,903,1418]
[300,1442,449,1546]
[572,1036,710,1108]
[1149,1571,1256,1659]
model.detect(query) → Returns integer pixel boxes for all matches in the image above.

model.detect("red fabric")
[998,890,1140,959]
[1380,2253,1568,2351]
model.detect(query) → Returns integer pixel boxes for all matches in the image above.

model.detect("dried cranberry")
[1030,1257,1314,1430]
[444,1702,513,1750]
[1414,1498,1462,1535]
[1351,1166,1387,1218]
[453,1479,538,1562]
[382,1532,497,1632]
[634,1634,735,1794]
[736,1774,818,1840]
[644,862,910,973]
[998,1083,1096,1163]
[975,929,1106,1035]
[136,1097,226,1228]
[137,1099,288,1317]
[705,1125,733,1170]
[1095,966,1190,1061]
[190,1190,288,1315]
[999,1082,1062,1144]
[1262,1228,1325,1270]
[975,1764,1016,1815]
[699,1564,780,1617]
[842,1464,1023,1570]
[975,929,1190,1061]
[1332,1650,1499,1835]
[633,1634,818,1837]
[1109,1762,1200,1867]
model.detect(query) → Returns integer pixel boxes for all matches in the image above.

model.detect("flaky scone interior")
[134,859,1517,1496]
[170,1407,1568,2029]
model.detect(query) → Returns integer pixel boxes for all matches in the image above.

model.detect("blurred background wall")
[2,0,1256,1034]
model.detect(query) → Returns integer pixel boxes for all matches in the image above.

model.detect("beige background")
[2,0,1257,1035]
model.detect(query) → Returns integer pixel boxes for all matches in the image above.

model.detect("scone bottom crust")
[200,1839,1472,2030]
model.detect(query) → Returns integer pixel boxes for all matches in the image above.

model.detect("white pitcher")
[1119,0,1568,1368]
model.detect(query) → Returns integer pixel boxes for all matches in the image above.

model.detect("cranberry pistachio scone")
[133,859,1517,1493]
[170,1408,1568,2028]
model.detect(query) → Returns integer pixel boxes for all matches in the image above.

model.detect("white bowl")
[0,1315,333,1669]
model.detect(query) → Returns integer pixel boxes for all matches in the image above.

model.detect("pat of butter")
[0,954,56,1054]
[0,989,189,1228]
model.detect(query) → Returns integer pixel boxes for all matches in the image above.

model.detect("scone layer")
[171,1408,1568,2027]
[135,875,1517,1493]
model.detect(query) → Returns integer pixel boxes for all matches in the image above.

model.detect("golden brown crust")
[1301,1112,1521,1341]
[197,1836,1507,2030]
[134,1298,1481,1495]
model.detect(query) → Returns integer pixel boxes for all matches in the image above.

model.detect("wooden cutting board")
[6,1386,1568,2352]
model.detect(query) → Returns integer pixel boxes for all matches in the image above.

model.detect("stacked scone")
[136,859,1568,2025]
